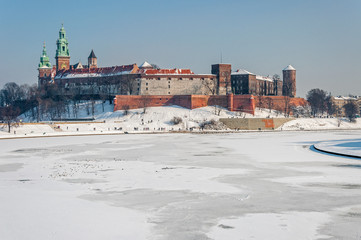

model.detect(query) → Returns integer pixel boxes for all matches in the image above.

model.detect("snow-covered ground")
[1,131,361,239]
[1,103,360,137]
[2,104,288,137]
[281,118,361,131]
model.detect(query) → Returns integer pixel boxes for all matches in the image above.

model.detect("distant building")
[282,65,296,97]
[231,69,283,96]
[332,96,360,116]
[38,25,297,100]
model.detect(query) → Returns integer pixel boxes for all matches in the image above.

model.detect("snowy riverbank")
[1,105,361,138]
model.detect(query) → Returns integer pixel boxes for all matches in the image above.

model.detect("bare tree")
[0,106,20,133]
[122,105,130,115]
[343,100,358,122]
[91,99,96,117]
[150,63,160,69]
[265,97,273,113]
[140,96,151,114]
[257,95,265,110]
[306,88,328,116]
[202,78,217,95]
[325,94,336,117]
[283,96,291,117]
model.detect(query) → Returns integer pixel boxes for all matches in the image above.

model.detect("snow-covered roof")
[139,61,153,68]
[333,96,357,100]
[231,69,255,75]
[283,65,296,71]
[256,75,273,82]
[232,69,273,81]
[55,64,137,79]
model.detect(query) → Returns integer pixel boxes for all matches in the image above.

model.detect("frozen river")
[0,131,361,240]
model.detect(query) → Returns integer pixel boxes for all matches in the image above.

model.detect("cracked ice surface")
[1,131,361,239]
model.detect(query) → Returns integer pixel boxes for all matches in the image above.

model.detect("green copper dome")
[56,24,70,57]
[38,42,52,68]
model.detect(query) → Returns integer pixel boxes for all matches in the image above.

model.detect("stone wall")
[219,118,294,130]
[138,76,214,96]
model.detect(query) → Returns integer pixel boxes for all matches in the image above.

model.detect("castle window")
[168,92,170,94]
[190,78,193,80]
[146,83,148,86]
[179,78,182,80]
[158,78,161,80]
[168,78,171,80]
[146,87,148,91]
[62,46,65,51]
[168,85,170,88]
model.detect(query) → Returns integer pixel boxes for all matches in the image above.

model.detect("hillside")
[0,101,360,137]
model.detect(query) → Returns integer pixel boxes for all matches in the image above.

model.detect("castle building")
[231,69,283,96]
[282,65,296,97]
[38,25,296,99]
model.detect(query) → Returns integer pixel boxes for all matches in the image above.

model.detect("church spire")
[55,24,70,71]
[88,49,98,68]
[38,42,51,68]
[56,24,70,57]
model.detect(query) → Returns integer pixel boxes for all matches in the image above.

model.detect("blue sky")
[1,0,360,97]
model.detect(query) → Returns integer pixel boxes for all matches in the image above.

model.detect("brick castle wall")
[114,94,257,115]
[114,94,307,115]
[254,96,308,112]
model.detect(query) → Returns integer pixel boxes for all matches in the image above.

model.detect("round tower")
[282,65,296,97]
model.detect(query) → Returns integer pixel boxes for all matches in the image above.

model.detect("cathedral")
[38,25,296,100]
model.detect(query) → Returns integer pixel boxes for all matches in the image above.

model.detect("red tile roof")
[138,68,195,75]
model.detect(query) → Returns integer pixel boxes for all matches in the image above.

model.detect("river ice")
[0,131,361,239]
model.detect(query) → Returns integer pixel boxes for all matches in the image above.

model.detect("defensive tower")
[282,65,296,97]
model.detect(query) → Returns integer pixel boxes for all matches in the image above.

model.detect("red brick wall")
[254,96,308,113]
[114,94,306,115]
[114,94,257,115]
[232,95,256,114]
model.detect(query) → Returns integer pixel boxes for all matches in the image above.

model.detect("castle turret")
[38,42,52,86]
[88,50,97,68]
[55,24,70,71]
[211,64,232,95]
[282,65,296,97]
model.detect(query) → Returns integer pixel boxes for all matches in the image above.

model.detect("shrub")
[170,116,183,125]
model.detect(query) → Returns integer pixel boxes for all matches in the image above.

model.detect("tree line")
[306,88,359,122]
[0,82,111,132]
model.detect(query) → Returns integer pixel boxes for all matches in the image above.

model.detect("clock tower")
[55,24,70,71]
